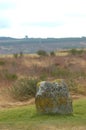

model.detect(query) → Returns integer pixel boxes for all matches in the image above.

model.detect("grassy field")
[0,51,86,129]
[0,98,86,130]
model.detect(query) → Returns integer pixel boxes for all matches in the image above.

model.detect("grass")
[0,98,86,130]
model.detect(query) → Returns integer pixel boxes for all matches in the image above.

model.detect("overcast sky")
[0,0,86,38]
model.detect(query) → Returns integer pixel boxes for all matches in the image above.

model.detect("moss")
[36,97,54,112]
[53,79,63,84]
[37,79,63,88]
[37,82,41,87]
[37,81,46,88]
[58,97,67,105]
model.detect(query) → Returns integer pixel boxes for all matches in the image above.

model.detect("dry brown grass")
[0,54,86,80]
[0,124,86,130]
[0,53,86,104]
[30,125,86,130]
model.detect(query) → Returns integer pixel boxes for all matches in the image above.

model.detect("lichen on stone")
[53,79,63,84]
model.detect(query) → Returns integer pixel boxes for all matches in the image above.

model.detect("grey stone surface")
[35,80,73,114]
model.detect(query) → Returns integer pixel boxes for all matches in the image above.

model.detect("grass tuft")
[7,78,39,101]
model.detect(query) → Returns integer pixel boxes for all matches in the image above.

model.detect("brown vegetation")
[0,52,86,106]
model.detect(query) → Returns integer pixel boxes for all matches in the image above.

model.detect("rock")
[35,79,73,114]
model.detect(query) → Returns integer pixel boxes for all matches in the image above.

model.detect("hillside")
[0,37,86,54]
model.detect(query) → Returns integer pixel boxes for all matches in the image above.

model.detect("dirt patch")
[0,95,86,109]
[71,94,86,100]
[0,98,35,109]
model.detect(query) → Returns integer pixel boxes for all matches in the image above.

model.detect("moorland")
[0,49,86,130]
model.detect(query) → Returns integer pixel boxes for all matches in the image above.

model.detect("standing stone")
[35,80,73,114]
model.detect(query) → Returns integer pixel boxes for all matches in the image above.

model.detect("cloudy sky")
[0,0,86,38]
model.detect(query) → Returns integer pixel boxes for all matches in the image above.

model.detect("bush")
[19,51,23,57]
[49,66,71,78]
[5,72,18,81]
[0,61,5,65]
[8,78,39,101]
[37,50,48,56]
[69,49,84,55]
[66,79,77,92]
[39,73,47,80]
[13,53,18,58]
[0,69,17,81]
[50,51,55,56]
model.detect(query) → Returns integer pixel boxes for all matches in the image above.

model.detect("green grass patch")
[0,98,86,130]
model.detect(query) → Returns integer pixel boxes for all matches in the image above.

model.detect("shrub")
[69,49,84,55]
[39,73,47,80]
[50,51,55,56]
[5,72,18,81]
[69,49,77,55]
[8,78,39,101]
[37,50,48,56]
[1,69,17,80]
[49,66,71,78]
[66,79,77,92]
[0,60,5,65]
[78,49,84,55]
[13,53,18,58]
[19,51,23,57]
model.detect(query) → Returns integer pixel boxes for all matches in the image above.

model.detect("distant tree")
[25,35,28,39]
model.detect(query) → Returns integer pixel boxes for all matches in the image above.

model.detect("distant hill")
[0,37,86,54]
[0,37,17,40]
[0,36,86,42]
